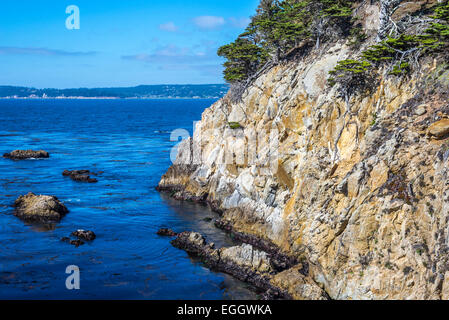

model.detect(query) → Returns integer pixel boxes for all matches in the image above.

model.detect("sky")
[0,0,260,88]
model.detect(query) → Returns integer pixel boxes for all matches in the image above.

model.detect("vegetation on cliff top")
[329,0,449,96]
[218,0,355,83]
[218,0,448,102]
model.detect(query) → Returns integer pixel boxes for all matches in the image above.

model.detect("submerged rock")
[61,237,85,247]
[71,230,96,241]
[156,228,178,237]
[14,192,69,222]
[3,150,49,160]
[63,170,98,183]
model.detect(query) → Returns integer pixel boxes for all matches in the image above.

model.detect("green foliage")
[389,62,410,76]
[434,0,449,21]
[348,25,368,48]
[362,35,421,64]
[328,59,373,95]
[319,0,353,18]
[218,35,269,82]
[218,0,355,83]
[228,122,243,129]
[328,0,449,95]
[371,113,378,126]
[329,59,371,76]
[420,1,449,51]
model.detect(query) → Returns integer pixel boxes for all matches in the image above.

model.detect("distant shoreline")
[0,96,221,100]
[0,84,229,101]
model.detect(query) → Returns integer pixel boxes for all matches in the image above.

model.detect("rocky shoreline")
[169,230,328,300]
[157,185,329,300]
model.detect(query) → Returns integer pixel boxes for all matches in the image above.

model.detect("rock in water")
[14,192,69,222]
[3,150,49,160]
[156,228,178,237]
[71,230,96,241]
[63,170,98,183]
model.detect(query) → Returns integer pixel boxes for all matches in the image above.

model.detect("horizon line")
[0,83,228,90]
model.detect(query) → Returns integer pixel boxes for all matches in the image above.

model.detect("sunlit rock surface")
[159,1,449,300]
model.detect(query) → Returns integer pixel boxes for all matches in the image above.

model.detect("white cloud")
[159,22,178,32]
[0,46,96,56]
[229,17,251,29]
[122,44,219,65]
[193,16,225,30]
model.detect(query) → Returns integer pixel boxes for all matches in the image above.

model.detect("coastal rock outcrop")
[171,231,327,300]
[158,1,449,300]
[63,170,98,183]
[14,192,68,222]
[3,150,49,160]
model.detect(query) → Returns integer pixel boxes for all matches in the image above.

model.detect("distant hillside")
[0,84,229,99]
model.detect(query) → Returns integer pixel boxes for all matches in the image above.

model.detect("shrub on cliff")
[328,59,374,98]
[420,1,449,51]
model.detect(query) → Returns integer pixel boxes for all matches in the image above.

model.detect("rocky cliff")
[158,1,449,300]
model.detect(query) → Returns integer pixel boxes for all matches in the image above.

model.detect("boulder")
[428,119,449,139]
[63,170,98,183]
[3,150,49,160]
[14,192,69,222]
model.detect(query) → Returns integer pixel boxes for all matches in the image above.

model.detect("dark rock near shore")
[4,150,50,160]
[214,219,299,273]
[63,170,98,183]
[71,230,96,241]
[157,228,178,237]
[14,192,69,223]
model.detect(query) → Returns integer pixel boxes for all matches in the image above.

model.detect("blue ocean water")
[0,99,256,300]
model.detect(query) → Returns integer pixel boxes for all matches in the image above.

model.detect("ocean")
[0,99,256,300]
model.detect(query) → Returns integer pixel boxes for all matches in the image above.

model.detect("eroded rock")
[14,192,69,222]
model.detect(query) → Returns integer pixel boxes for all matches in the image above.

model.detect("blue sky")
[0,0,260,88]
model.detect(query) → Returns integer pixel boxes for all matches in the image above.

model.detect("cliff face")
[158,2,449,300]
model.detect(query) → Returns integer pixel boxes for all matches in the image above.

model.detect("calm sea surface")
[0,99,256,299]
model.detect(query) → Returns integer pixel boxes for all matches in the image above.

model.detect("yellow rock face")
[158,32,449,299]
